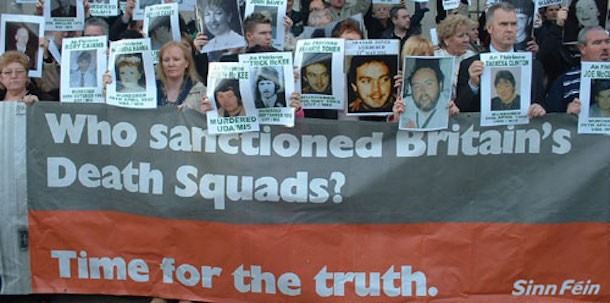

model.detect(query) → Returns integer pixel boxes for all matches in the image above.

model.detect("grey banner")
[26,102,610,224]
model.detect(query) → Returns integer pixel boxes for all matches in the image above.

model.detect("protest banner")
[134,0,162,20]
[239,52,296,126]
[480,52,532,127]
[44,0,85,31]
[295,38,345,110]
[401,56,454,130]
[578,62,610,133]
[60,36,107,103]
[206,62,259,134]
[107,38,157,108]
[1,102,609,301]
[345,39,399,116]
[0,14,45,78]
[89,0,120,17]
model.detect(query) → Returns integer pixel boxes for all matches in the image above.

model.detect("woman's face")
[204,5,231,36]
[161,46,188,79]
[0,62,28,92]
[576,0,600,27]
[495,78,515,102]
[444,25,470,56]
[119,64,141,84]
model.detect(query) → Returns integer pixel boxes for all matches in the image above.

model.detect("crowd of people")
[1,0,609,123]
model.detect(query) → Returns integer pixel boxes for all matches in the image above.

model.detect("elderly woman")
[434,14,476,100]
[0,51,51,103]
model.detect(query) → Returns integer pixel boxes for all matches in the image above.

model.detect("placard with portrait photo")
[134,0,162,20]
[89,0,119,17]
[107,38,157,108]
[295,38,345,110]
[44,0,85,31]
[206,62,259,134]
[60,36,107,103]
[578,62,610,134]
[400,56,454,131]
[244,0,287,50]
[345,39,399,116]
[480,52,532,126]
[143,3,181,60]
[504,0,536,51]
[563,0,608,43]
[196,0,247,53]
[0,14,45,78]
[240,52,296,126]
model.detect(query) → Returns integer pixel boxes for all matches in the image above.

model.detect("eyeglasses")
[1,69,27,76]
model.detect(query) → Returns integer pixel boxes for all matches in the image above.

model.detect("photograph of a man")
[589,78,610,117]
[70,51,97,88]
[301,53,332,95]
[347,55,397,114]
[254,67,286,108]
[491,69,521,111]
[506,0,534,51]
[5,23,39,70]
[402,58,450,129]
[51,0,77,18]
[215,79,246,117]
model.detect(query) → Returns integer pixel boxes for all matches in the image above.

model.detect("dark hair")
[591,78,610,98]
[244,12,272,34]
[77,51,92,63]
[256,67,281,91]
[494,70,516,88]
[117,29,144,40]
[408,59,444,86]
[389,5,408,20]
[331,18,362,38]
[348,56,393,86]
[85,17,109,35]
[214,79,242,107]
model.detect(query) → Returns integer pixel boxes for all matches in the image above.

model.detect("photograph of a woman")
[199,0,245,53]
[491,69,521,111]
[564,0,607,43]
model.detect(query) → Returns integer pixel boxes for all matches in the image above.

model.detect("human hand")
[468,60,484,88]
[528,103,546,118]
[200,95,214,113]
[448,100,460,116]
[23,95,39,105]
[289,92,301,110]
[193,32,208,53]
[556,7,568,27]
[566,98,581,115]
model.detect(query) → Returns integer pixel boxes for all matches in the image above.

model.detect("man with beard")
[348,56,395,114]
[403,60,446,129]
[254,67,285,108]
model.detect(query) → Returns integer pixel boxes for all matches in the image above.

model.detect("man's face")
[216,89,240,112]
[84,25,105,37]
[487,8,517,51]
[392,8,411,31]
[15,28,29,46]
[410,67,441,112]
[304,63,330,93]
[544,5,560,21]
[309,0,325,11]
[78,58,91,72]
[579,29,610,61]
[258,79,276,98]
[596,88,610,111]
[351,61,392,109]
[246,23,272,47]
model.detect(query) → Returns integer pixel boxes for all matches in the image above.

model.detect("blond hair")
[156,41,200,84]
[436,14,471,48]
